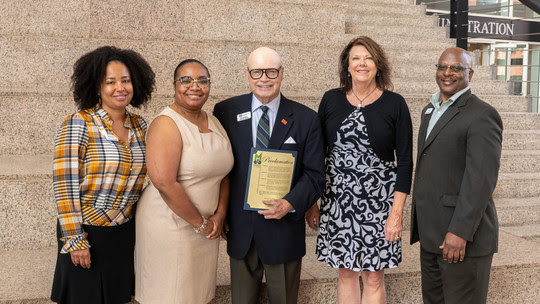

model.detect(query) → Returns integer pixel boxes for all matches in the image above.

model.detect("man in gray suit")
[410,47,503,304]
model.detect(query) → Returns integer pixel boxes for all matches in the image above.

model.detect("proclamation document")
[243,148,297,211]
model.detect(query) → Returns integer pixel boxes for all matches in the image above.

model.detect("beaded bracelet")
[193,216,208,234]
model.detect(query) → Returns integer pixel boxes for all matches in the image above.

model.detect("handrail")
[475,48,540,52]
[520,0,540,15]
[420,0,450,5]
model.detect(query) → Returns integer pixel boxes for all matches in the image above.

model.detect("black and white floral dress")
[316,105,401,272]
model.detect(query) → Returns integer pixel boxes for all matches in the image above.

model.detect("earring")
[348,72,351,78]
[377,71,380,77]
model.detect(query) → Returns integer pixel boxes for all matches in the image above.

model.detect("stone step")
[494,173,540,198]
[359,34,455,54]
[0,0,348,46]
[346,23,448,42]
[350,0,418,5]
[346,10,433,28]
[349,0,421,11]
[0,247,57,302]
[0,155,56,251]
[500,112,540,130]
[502,130,540,150]
[479,95,530,112]
[2,231,538,303]
[181,0,349,47]
[500,224,540,240]
[386,64,494,83]
[495,198,540,227]
[392,79,512,95]
[347,3,424,18]
[387,52,493,71]
[500,150,540,173]
[469,80,514,96]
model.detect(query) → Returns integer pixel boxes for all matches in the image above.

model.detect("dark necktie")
[256,105,270,148]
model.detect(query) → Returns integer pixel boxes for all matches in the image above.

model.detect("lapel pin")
[281,119,287,125]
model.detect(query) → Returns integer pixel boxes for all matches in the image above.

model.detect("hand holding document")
[244,148,297,211]
[257,198,293,220]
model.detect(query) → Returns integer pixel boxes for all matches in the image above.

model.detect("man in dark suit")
[213,47,325,304]
[410,47,503,304]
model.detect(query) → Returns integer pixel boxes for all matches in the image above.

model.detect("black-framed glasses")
[435,64,471,73]
[248,67,282,80]
[174,76,211,88]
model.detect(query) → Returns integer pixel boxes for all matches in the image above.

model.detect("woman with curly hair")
[50,46,155,304]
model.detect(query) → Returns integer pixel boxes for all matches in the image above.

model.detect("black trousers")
[420,247,493,304]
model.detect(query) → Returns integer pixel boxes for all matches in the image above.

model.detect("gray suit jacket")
[410,90,503,257]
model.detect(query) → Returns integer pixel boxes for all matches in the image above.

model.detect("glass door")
[491,44,527,96]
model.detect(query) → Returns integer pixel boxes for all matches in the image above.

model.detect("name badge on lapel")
[93,116,119,142]
[98,127,119,142]
[425,108,434,115]
[105,134,118,141]
[237,111,251,122]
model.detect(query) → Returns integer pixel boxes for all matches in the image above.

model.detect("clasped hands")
[203,213,226,240]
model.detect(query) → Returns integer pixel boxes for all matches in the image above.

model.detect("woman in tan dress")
[135,59,233,304]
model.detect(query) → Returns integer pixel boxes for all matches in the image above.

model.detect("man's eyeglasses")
[435,64,471,73]
[174,76,211,88]
[248,67,282,80]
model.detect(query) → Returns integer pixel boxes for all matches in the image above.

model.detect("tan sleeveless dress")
[135,107,233,304]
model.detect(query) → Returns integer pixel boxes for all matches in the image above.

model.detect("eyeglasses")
[248,67,282,80]
[174,76,211,88]
[435,64,471,73]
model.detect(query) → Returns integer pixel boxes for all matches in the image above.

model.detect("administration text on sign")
[439,17,515,36]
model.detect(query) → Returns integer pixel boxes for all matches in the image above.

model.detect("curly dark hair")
[71,46,156,110]
[339,36,393,93]
[173,59,210,81]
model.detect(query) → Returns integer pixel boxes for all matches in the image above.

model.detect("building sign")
[433,13,540,42]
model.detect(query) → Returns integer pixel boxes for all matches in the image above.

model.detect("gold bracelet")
[193,216,208,234]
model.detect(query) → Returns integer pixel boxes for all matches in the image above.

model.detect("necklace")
[351,86,377,107]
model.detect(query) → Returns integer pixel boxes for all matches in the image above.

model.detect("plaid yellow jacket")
[53,106,147,253]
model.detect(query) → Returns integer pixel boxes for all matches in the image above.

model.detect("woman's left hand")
[207,213,225,240]
[384,211,403,242]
